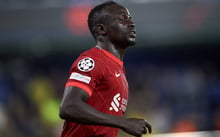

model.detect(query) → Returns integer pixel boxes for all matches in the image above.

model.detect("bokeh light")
[63,5,92,36]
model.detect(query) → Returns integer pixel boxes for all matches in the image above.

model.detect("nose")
[129,22,135,28]
[128,21,136,29]
[127,17,135,28]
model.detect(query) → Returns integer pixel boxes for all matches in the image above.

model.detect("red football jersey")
[61,46,129,137]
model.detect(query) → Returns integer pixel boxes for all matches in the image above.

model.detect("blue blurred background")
[0,0,220,137]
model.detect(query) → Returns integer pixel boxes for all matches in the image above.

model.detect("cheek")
[114,26,127,37]
[109,27,123,38]
[107,24,127,41]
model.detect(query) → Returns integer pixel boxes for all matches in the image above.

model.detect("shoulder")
[76,47,106,66]
[71,47,107,73]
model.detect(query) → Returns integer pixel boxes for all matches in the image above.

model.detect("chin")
[128,42,136,46]
[127,39,136,46]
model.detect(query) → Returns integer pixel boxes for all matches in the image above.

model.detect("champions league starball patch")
[77,57,95,72]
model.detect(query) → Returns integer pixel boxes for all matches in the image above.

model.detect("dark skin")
[59,5,152,137]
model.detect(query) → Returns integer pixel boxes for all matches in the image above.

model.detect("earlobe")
[96,24,107,36]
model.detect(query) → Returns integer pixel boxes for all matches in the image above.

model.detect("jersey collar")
[96,45,123,66]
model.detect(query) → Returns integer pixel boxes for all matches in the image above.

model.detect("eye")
[122,15,132,21]
[118,16,125,22]
[115,14,132,23]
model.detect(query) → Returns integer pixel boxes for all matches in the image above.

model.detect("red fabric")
[65,81,93,96]
[61,47,129,137]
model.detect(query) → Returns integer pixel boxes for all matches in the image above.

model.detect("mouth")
[129,30,136,38]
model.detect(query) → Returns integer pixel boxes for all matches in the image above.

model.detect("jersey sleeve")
[65,56,104,96]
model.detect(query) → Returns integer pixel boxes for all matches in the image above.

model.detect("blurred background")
[0,0,220,137]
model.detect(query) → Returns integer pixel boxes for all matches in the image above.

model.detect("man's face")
[105,5,136,48]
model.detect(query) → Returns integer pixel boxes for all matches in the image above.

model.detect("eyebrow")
[117,14,132,19]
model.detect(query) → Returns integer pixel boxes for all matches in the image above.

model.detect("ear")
[96,24,107,36]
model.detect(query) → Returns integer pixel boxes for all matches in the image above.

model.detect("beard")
[126,37,136,46]
[109,33,136,49]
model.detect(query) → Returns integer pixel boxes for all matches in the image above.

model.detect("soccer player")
[59,1,152,137]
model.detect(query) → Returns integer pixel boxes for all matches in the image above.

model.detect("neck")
[97,41,126,61]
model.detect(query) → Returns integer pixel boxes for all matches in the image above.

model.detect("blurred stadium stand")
[0,0,220,137]
[0,0,220,53]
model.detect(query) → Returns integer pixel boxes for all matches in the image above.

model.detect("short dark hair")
[88,1,121,39]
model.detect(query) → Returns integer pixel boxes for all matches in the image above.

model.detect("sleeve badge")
[77,57,95,72]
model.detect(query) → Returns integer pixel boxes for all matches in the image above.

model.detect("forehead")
[104,5,131,16]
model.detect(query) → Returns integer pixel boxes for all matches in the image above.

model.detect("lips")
[129,30,136,38]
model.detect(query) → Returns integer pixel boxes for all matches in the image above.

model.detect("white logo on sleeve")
[78,57,95,72]
[109,93,127,113]
[69,72,91,84]
[109,93,121,112]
